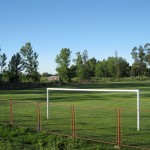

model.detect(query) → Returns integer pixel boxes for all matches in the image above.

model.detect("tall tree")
[6,53,23,83]
[20,42,40,82]
[0,48,7,73]
[131,45,146,76]
[115,51,130,78]
[107,57,117,77]
[118,57,130,77]
[0,48,7,82]
[85,57,97,78]
[144,43,150,66]
[115,51,121,79]
[82,50,90,79]
[55,48,71,83]
[75,50,96,80]
[82,50,88,64]
[74,52,84,80]
[69,65,76,79]
[95,59,108,78]
[42,72,51,77]
[131,47,138,62]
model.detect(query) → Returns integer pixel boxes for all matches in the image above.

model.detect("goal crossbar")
[46,88,140,131]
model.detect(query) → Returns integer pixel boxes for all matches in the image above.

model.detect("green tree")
[118,57,130,77]
[42,72,51,77]
[144,43,150,66]
[0,48,7,73]
[95,59,108,78]
[0,48,7,82]
[76,50,95,80]
[69,65,76,79]
[6,53,23,83]
[82,50,91,79]
[107,57,117,77]
[115,51,130,78]
[131,47,138,62]
[20,42,40,82]
[130,62,140,77]
[74,52,84,80]
[85,57,97,78]
[55,48,71,83]
[131,45,146,76]
[115,51,121,79]
[82,50,88,64]
[95,56,130,79]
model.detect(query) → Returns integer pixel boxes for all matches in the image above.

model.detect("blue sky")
[0,0,150,74]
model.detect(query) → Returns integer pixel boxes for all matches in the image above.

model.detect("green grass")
[1,124,115,150]
[1,80,150,149]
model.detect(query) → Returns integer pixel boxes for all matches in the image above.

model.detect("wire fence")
[0,100,150,149]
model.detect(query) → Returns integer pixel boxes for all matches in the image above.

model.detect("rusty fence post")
[71,105,76,139]
[10,99,13,125]
[37,102,41,132]
[116,108,122,148]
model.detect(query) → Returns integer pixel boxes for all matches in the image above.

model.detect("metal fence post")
[116,108,122,148]
[37,102,41,132]
[71,105,76,139]
[10,99,13,125]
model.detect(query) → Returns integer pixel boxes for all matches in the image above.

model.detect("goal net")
[46,88,140,131]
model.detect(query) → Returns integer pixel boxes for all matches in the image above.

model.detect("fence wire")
[0,100,150,149]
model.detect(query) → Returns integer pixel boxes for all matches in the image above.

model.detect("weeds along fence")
[0,100,150,149]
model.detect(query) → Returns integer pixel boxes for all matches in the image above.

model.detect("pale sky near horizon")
[0,0,150,74]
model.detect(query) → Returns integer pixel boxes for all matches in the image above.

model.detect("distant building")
[47,75,59,81]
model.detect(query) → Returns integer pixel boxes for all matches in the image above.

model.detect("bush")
[0,124,122,149]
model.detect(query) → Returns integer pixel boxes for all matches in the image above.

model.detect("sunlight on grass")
[0,81,150,149]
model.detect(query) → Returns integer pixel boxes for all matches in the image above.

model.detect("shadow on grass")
[0,81,150,103]
[1,80,150,94]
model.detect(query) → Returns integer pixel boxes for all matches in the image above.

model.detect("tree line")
[1,42,150,84]
[0,42,40,83]
[56,43,150,83]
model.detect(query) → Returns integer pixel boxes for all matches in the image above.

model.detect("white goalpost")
[46,88,140,131]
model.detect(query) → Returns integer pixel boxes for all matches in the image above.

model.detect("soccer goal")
[46,88,140,131]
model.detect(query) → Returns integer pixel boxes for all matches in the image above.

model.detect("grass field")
[0,80,150,149]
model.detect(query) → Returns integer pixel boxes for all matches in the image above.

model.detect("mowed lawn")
[0,80,150,149]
